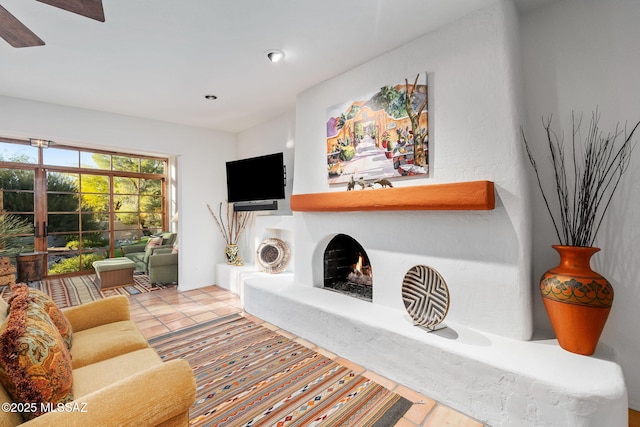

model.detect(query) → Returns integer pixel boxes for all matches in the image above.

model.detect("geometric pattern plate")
[256,238,291,274]
[401,265,450,329]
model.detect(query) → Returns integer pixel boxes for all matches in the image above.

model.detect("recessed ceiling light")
[204,95,217,100]
[266,49,285,63]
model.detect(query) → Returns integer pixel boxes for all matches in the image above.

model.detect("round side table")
[16,252,47,283]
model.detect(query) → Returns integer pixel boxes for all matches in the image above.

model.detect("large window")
[0,138,168,276]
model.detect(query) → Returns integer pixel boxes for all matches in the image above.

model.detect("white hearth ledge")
[233,272,627,427]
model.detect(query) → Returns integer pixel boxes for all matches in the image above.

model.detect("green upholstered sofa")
[121,232,177,274]
[0,294,195,426]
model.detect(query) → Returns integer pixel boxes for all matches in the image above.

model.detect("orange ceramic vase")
[540,245,613,355]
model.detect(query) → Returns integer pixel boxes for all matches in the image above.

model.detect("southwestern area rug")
[0,274,174,308]
[149,314,413,427]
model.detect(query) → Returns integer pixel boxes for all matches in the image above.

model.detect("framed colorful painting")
[326,72,428,185]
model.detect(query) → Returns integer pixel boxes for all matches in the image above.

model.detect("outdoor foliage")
[48,253,105,274]
[0,213,33,256]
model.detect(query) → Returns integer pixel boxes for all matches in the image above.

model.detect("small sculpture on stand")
[345,176,394,191]
[373,178,393,188]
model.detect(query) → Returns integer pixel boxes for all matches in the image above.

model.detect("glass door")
[46,171,110,275]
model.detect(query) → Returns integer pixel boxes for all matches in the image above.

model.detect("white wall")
[235,110,296,263]
[292,1,533,340]
[520,0,640,409]
[0,94,236,291]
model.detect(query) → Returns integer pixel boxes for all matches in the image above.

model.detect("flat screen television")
[226,152,285,203]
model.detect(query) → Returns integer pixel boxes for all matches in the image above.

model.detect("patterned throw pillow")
[0,285,74,420]
[21,286,73,350]
[145,236,163,250]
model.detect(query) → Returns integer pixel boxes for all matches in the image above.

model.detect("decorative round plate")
[401,265,450,328]
[256,238,291,274]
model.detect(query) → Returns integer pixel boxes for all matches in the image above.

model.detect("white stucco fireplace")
[239,209,626,427]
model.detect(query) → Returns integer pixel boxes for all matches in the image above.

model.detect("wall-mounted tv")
[226,152,285,204]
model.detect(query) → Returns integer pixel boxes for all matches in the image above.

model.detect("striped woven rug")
[0,274,174,308]
[149,314,412,427]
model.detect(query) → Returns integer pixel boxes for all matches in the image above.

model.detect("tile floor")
[129,284,484,427]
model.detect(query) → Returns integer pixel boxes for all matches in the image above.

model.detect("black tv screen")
[226,152,285,203]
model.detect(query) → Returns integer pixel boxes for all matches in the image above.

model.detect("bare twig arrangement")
[207,202,253,245]
[521,110,640,247]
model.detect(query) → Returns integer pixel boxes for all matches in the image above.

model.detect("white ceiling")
[0,0,553,133]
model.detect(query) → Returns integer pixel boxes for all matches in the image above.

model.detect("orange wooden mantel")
[290,180,495,212]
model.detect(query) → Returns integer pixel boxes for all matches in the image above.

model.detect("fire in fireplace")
[323,234,373,301]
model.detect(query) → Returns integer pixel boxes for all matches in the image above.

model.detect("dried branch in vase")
[207,202,253,245]
[521,110,640,247]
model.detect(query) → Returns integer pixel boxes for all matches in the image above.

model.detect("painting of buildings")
[326,73,428,185]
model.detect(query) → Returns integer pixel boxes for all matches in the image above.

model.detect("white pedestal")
[215,263,257,294]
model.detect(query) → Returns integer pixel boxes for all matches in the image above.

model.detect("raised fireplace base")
[238,273,627,427]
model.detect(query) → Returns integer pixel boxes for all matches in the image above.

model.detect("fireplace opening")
[323,234,372,302]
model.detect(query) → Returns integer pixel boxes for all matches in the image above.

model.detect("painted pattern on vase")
[540,245,613,355]
[224,244,244,266]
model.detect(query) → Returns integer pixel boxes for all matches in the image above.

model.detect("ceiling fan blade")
[0,5,45,48]
[36,0,105,22]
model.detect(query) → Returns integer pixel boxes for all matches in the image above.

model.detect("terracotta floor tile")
[178,288,206,295]
[241,313,263,324]
[199,300,229,309]
[130,310,149,318]
[169,302,201,311]
[158,295,192,304]
[190,311,221,323]
[165,317,197,331]
[394,385,437,412]
[132,292,163,302]
[261,322,279,331]
[128,305,145,313]
[394,417,418,427]
[135,318,163,330]
[186,292,211,301]
[276,329,296,340]
[145,303,174,313]
[423,404,484,427]
[363,370,397,391]
[157,311,186,323]
[140,324,170,339]
[293,337,315,348]
[403,400,437,426]
[213,306,241,316]
[314,347,338,359]
[180,305,210,315]
[336,357,366,374]
[200,285,227,294]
